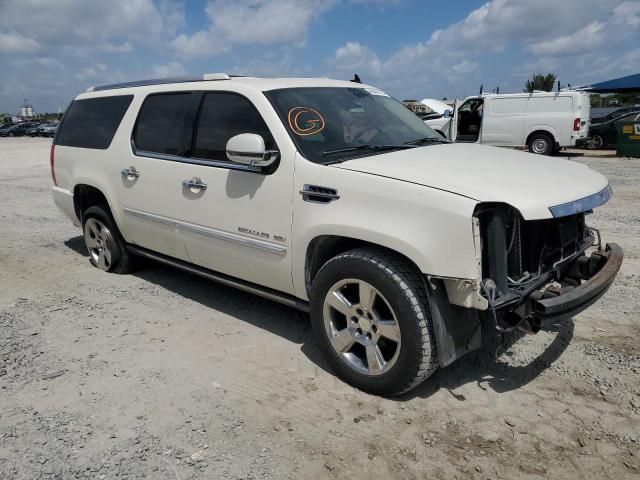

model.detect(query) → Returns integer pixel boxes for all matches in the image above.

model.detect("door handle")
[121,166,140,179]
[182,177,207,191]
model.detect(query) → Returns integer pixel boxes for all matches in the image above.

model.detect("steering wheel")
[353,127,381,144]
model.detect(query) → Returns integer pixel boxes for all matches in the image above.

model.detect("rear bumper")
[531,243,623,326]
[574,137,589,148]
[52,186,80,227]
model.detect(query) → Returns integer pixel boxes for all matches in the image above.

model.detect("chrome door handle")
[121,166,140,178]
[182,177,207,191]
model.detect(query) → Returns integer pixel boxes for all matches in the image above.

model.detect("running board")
[126,245,309,312]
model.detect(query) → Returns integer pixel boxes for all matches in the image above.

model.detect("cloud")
[0,0,183,49]
[331,42,382,77]
[100,42,134,53]
[0,32,39,52]
[327,0,640,98]
[151,61,187,78]
[171,0,334,57]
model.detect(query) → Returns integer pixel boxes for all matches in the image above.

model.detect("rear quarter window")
[55,95,133,149]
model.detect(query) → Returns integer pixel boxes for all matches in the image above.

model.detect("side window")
[193,92,275,162]
[133,92,200,156]
[55,95,133,149]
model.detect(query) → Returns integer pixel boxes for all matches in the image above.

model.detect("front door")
[176,91,295,295]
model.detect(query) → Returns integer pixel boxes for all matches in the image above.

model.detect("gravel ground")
[0,137,639,479]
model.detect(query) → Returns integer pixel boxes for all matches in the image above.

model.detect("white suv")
[51,74,622,396]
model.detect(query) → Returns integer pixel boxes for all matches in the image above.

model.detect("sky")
[1,0,639,114]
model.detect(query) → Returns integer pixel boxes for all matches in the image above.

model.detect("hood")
[420,98,452,115]
[333,143,610,219]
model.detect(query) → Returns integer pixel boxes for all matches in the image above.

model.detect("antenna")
[557,80,561,92]
[479,84,483,95]
[351,74,362,84]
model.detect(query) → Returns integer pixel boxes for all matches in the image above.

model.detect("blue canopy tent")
[582,73,640,93]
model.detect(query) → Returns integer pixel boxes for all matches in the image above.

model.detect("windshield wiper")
[404,136,449,146]
[322,144,416,158]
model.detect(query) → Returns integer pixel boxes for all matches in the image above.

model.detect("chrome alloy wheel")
[531,137,549,154]
[323,279,402,376]
[84,218,115,271]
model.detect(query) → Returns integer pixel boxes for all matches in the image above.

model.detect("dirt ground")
[0,137,639,480]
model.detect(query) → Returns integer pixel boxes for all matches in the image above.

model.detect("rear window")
[55,95,133,149]
[133,92,201,156]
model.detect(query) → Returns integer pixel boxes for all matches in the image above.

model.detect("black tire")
[310,247,438,396]
[527,132,554,155]
[586,134,604,150]
[82,204,134,274]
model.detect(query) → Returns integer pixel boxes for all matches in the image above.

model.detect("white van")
[422,92,590,155]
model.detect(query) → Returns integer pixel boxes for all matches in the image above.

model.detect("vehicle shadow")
[131,259,313,346]
[63,235,574,400]
[64,235,89,256]
[399,320,574,401]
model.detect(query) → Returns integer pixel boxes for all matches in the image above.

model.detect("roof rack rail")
[86,73,230,93]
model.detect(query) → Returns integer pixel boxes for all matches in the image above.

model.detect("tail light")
[50,144,57,186]
[573,117,581,131]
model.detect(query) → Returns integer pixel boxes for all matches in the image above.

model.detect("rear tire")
[586,134,604,150]
[310,248,438,396]
[528,132,554,155]
[82,205,134,274]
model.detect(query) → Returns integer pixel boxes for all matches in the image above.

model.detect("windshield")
[265,87,445,163]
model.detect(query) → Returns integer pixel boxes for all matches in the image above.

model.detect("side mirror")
[443,109,452,118]
[226,133,279,167]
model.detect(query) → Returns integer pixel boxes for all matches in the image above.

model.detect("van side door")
[480,97,527,146]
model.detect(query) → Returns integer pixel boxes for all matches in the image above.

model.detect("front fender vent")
[300,184,340,204]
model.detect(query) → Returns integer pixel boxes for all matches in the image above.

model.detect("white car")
[422,91,591,155]
[51,74,622,396]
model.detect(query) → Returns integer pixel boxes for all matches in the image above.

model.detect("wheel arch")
[525,127,557,146]
[73,183,115,224]
[304,234,483,369]
[304,234,424,298]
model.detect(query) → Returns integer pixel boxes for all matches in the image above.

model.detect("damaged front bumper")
[530,243,623,327]
[490,243,623,332]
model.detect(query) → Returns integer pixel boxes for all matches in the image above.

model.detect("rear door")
[525,95,573,146]
[114,91,202,261]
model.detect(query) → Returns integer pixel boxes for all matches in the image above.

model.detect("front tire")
[528,132,554,155]
[310,248,438,396]
[82,205,133,274]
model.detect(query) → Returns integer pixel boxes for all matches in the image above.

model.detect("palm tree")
[524,73,557,93]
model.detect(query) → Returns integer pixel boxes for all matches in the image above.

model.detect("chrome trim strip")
[549,184,613,218]
[179,223,287,255]
[123,207,176,227]
[127,245,308,312]
[131,144,262,173]
[122,207,287,255]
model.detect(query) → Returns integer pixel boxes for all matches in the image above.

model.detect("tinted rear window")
[133,92,201,156]
[55,95,133,149]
